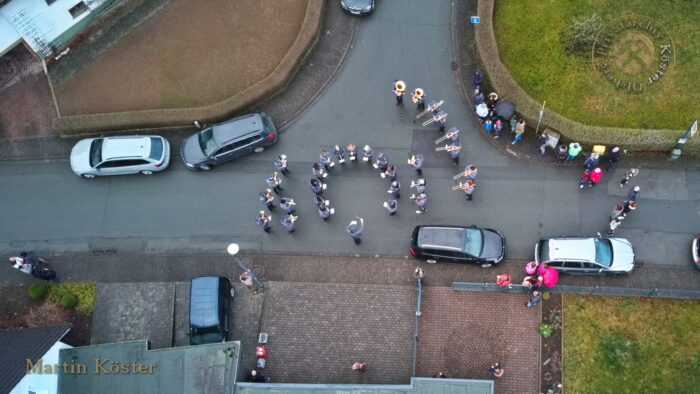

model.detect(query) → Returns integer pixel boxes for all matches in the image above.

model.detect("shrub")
[600,332,638,370]
[24,301,71,327]
[539,322,554,338]
[58,293,77,308]
[28,283,48,300]
[560,13,602,56]
[48,282,96,315]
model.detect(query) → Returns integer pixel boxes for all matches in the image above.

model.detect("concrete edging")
[474,0,698,154]
[53,0,325,137]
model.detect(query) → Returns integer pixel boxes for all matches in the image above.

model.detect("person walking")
[313,195,329,209]
[583,152,600,171]
[565,142,582,162]
[626,186,640,202]
[383,199,398,215]
[461,179,476,200]
[352,361,367,372]
[525,290,542,307]
[512,119,525,145]
[280,214,297,233]
[411,178,427,194]
[408,153,424,176]
[239,272,257,293]
[493,119,503,139]
[393,80,405,105]
[273,154,289,176]
[473,69,483,91]
[413,192,427,214]
[279,197,296,214]
[579,170,591,189]
[448,141,461,166]
[607,216,623,235]
[554,144,568,163]
[374,153,389,173]
[259,189,275,210]
[247,370,268,383]
[588,167,603,188]
[537,132,549,155]
[347,144,357,162]
[318,204,333,220]
[412,87,426,111]
[619,168,639,188]
[346,217,365,245]
[605,146,621,171]
[463,165,478,181]
[333,145,346,164]
[254,211,271,233]
[387,180,401,199]
[362,145,373,164]
[610,203,625,221]
[622,201,638,215]
[266,172,283,194]
[384,164,397,181]
[434,109,447,133]
[482,118,493,133]
[319,150,335,172]
[309,178,327,195]
[312,163,328,180]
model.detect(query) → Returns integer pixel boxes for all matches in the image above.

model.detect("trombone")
[416,100,444,119]
[452,181,476,191]
[435,129,459,144]
[453,167,478,180]
[435,144,461,152]
[422,111,447,126]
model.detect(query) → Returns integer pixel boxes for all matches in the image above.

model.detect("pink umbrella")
[525,261,538,275]
[542,267,559,287]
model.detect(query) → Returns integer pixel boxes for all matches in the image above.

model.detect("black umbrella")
[494,100,516,119]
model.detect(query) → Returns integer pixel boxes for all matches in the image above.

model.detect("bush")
[58,293,77,308]
[28,283,48,300]
[24,301,71,327]
[539,322,554,338]
[600,332,638,370]
[48,282,96,315]
[560,13,602,56]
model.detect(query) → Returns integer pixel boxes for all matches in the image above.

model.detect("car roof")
[212,113,263,144]
[418,226,465,251]
[548,238,596,262]
[189,276,221,327]
[102,136,151,160]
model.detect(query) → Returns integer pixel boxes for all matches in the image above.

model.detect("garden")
[493,0,700,130]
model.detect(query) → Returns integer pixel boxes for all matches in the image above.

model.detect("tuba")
[394,80,406,95]
[411,88,424,104]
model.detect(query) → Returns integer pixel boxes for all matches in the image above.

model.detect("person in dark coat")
[627,186,640,202]
[554,144,568,163]
[583,152,600,171]
[605,146,621,171]
[537,132,549,155]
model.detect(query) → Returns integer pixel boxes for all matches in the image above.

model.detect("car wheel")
[480,262,493,268]
[253,146,265,153]
[140,170,153,175]
[199,164,211,171]
[425,259,437,264]
[81,173,95,179]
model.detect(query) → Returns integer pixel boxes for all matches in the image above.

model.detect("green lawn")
[493,0,700,130]
[564,295,700,393]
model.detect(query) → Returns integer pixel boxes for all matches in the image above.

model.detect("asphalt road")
[1,0,698,269]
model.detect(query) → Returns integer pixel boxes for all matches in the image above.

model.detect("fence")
[452,282,700,299]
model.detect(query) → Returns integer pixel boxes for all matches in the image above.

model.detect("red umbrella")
[543,267,559,287]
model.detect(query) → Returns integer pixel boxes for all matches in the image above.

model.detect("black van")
[189,276,233,345]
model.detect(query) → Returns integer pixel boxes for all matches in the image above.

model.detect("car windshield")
[463,228,484,257]
[148,137,163,160]
[198,128,218,157]
[594,238,613,267]
[192,326,221,344]
[539,240,550,262]
[89,138,103,167]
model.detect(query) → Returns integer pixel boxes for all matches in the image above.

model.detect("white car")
[70,135,170,178]
[535,236,635,275]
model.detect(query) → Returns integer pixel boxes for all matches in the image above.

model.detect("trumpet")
[407,155,418,165]
[273,171,280,183]
[289,214,298,223]
[435,129,459,144]
[394,80,406,95]
[453,167,478,180]
[435,144,460,152]
[416,100,444,119]
[411,88,425,104]
[422,112,447,126]
[452,181,476,191]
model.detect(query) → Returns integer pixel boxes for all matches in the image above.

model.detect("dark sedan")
[340,0,374,15]
[410,225,505,267]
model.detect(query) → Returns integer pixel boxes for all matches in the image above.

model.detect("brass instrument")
[289,214,298,223]
[435,144,461,152]
[435,129,459,144]
[453,167,478,180]
[452,180,476,191]
[272,171,280,184]
[393,80,406,96]
[411,88,425,104]
[422,112,448,126]
[416,100,444,119]
[407,155,416,165]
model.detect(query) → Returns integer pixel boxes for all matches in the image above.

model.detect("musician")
[446,127,459,143]
[447,141,461,166]
[384,164,397,181]
[346,217,365,245]
[255,211,271,233]
[333,145,346,164]
[486,92,499,110]
[319,150,334,172]
[462,180,476,201]
[408,153,424,176]
[347,144,357,162]
[310,178,326,196]
[374,153,389,173]
[313,195,328,209]
[280,197,296,214]
[383,199,398,215]
[266,172,283,194]
[318,204,333,221]
[434,110,447,133]
[259,189,275,210]
[411,178,426,194]
[387,180,401,198]
[312,163,327,180]
[393,80,406,105]
[464,165,478,181]
[280,214,297,233]
[413,192,427,214]
[273,154,289,176]
[412,88,425,110]
[362,145,373,164]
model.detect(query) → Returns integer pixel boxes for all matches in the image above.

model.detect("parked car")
[410,225,505,267]
[535,236,635,275]
[693,233,700,269]
[70,135,170,178]
[340,0,374,15]
[180,112,277,171]
[189,276,233,345]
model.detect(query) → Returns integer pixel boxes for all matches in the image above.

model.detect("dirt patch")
[541,293,563,392]
[55,0,310,115]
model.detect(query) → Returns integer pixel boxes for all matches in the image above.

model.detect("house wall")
[10,341,73,394]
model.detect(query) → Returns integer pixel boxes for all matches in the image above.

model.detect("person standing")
[273,154,289,176]
[384,164,397,181]
[583,152,600,171]
[619,168,639,188]
[493,119,503,139]
[362,145,373,164]
[512,119,525,145]
[554,144,568,163]
[393,80,405,105]
[333,145,346,164]
[448,141,461,166]
[411,178,427,194]
[627,186,640,202]
[525,290,542,307]
[347,144,357,162]
[383,199,398,215]
[247,370,267,383]
[319,150,335,172]
[607,216,623,235]
[408,153,424,176]
[473,69,483,90]
[537,132,549,155]
[239,272,257,293]
[412,88,426,111]
[318,204,333,220]
[566,142,582,162]
[266,172,283,194]
[461,180,476,200]
[254,211,271,233]
[610,203,625,221]
[433,372,448,378]
[606,146,621,171]
[280,214,297,233]
[279,197,296,214]
[312,163,328,180]
[346,217,365,245]
[434,110,447,133]
[483,118,493,133]
[387,180,401,199]
[374,153,389,173]
[259,189,275,210]
[352,361,367,372]
[309,179,327,196]
[622,201,638,215]
[413,192,427,214]
[579,170,591,189]
[464,165,478,181]
[588,167,603,188]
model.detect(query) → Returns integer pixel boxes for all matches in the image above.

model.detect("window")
[581,262,599,269]
[214,144,235,157]
[69,2,89,19]
[148,137,164,160]
[547,261,563,268]
[563,261,582,269]
[45,0,58,5]
[594,238,613,267]
[97,159,148,169]
[230,136,260,150]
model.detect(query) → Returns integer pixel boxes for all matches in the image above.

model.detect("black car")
[180,112,277,171]
[693,233,700,269]
[340,0,374,15]
[410,225,505,267]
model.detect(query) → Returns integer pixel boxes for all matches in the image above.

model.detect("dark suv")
[410,225,505,267]
[189,276,233,345]
[180,112,277,170]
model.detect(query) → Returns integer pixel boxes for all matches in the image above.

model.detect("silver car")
[535,236,635,275]
[70,135,170,178]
